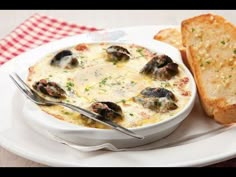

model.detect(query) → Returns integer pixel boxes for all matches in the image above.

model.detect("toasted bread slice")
[154,28,188,68]
[181,13,236,124]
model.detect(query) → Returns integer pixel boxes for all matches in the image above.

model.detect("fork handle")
[58,102,144,140]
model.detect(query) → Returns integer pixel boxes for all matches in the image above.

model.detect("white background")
[0,10,235,166]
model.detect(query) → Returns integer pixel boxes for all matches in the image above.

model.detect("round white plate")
[1,26,236,167]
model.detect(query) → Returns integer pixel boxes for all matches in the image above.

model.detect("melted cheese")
[27,43,191,129]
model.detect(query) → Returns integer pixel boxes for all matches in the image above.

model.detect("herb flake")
[136,48,145,57]
[99,76,111,87]
[221,40,225,45]
[121,99,126,104]
[66,81,74,91]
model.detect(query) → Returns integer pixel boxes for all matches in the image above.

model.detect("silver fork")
[9,72,144,140]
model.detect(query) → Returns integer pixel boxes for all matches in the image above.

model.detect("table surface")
[1,10,236,167]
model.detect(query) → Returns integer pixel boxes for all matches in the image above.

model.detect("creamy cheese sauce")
[27,43,191,129]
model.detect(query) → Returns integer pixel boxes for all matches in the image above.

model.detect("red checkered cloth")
[0,13,99,65]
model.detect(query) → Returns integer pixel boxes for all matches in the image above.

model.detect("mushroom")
[50,50,79,69]
[140,54,178,80]
[90,101,123,120]
[133,87,178,113]
[33,79,66,99]
[106,45,131,62]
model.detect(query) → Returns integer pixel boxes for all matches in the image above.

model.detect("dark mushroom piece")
[133,87,178,113]
[33,79,66,99]
[140,54,179,80]
[50,50,79,69]
[90,101,123,120]
[140,87,176,100]
[106,45,131,62]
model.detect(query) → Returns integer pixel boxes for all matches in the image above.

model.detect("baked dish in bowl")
[23,39,196,148]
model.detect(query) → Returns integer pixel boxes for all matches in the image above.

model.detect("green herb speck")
[191,28,195,32]
[136,48,145,57]
[66,81,74,91]
[112,60,118,65]
[99,77,110,87]
[221,40,225,45]
[61,110,71,115]
[64,111,70,115]
[129,113,134,116]
[130,81,136,85]
[67,82,74,87]
[234,49,236,55]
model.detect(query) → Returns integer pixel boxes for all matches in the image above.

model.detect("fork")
[9,72,144,140]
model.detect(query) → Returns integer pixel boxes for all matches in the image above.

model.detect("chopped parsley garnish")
[129,113,134,116]
[121,99,126,104]
[66,81,74,91]
[221,40,225,45]
[130,80,136,85]
[112,60,118,65]
[67,82,74,87]
[234,49,236,55]
[161,82,171,87]
[61,110,71,115]
[99,76,111,87]
[191,28,195,32]
[84,85,93,92]
[85,87,90,92]
[136,48,145,57]
[206,61,211,64]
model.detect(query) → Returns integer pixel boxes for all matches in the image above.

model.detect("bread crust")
[153,28,189,68]
[181,13,236,124]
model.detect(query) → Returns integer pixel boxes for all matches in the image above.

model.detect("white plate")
[1,25,236,167]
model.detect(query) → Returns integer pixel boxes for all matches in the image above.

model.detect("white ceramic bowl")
[21,30,196,149]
